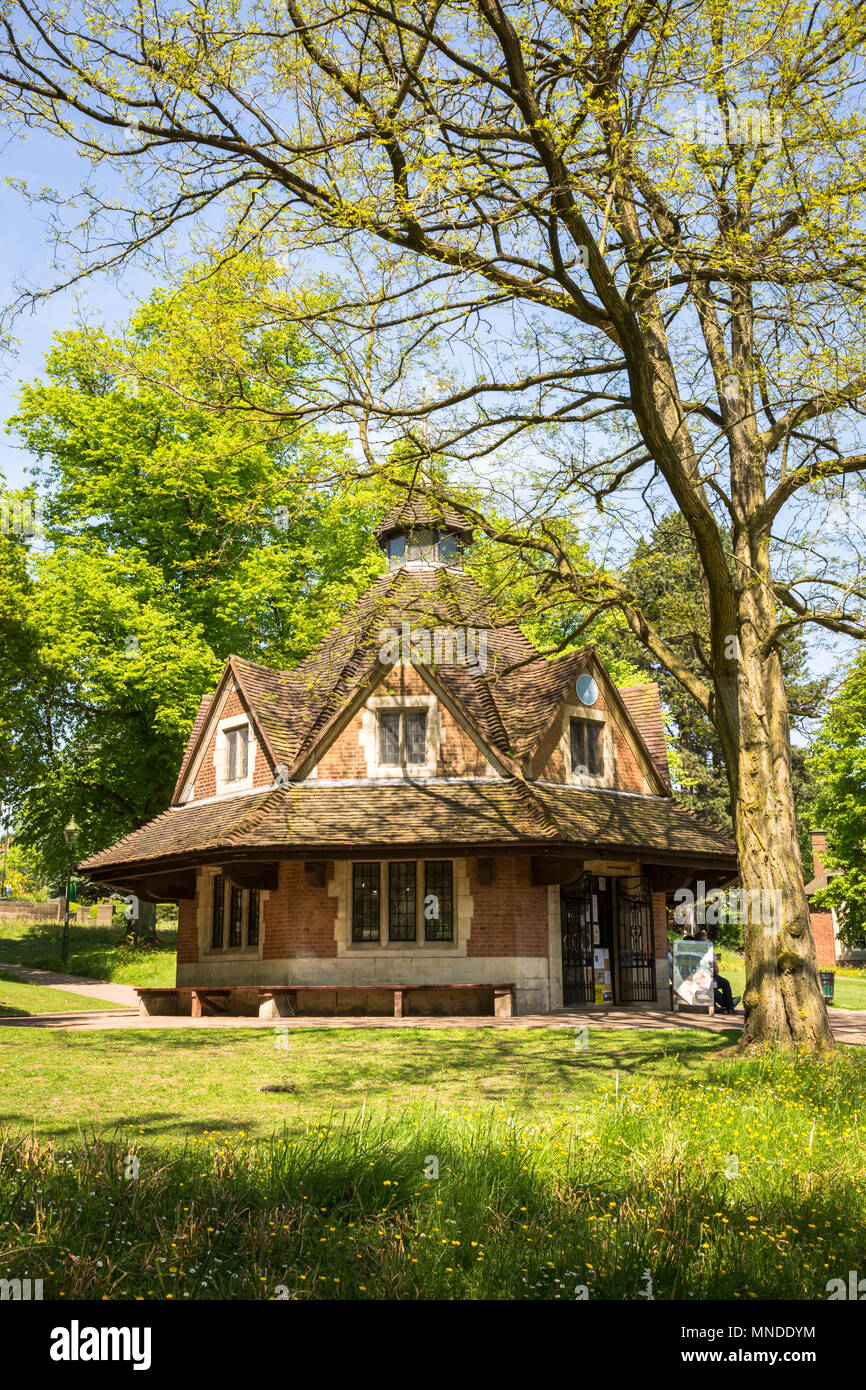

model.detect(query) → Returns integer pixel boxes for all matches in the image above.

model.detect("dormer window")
[226,725,249,782]
[570,717,603,777]
[385,529,446,567]
[437,532,459,562]
[214,712,256,794]
[378,709,428,767]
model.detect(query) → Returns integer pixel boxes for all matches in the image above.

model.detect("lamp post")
[61,816,81,969]
[0,801,8,899]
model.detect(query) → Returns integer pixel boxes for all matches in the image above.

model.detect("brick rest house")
[79,503,738,1019]
[805,831,866,967]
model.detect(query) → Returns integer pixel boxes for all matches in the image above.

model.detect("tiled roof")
[171,693,214,802]
[162,565,673,808]
[373,500,475,542]
[618,684,671,789]
[283,567,544,773]
[80,778,736,876]
[805,870,842,898]
[533,784,733,858]
[79,789,287,872]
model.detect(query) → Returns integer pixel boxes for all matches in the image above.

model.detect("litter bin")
[820,970,835,1002]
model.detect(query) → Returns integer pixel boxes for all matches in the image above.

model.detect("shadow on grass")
[0,1024,745,1141]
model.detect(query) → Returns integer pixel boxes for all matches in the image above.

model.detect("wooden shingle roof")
[80,779,737,877]
[373,500,474,543]
[80,550,730,881]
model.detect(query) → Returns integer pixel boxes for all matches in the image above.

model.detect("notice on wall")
[594,948,613,1004]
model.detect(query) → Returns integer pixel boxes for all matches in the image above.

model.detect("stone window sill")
[204,947,261,959]
[346,941,458,952]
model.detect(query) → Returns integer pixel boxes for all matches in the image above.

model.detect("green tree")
[810,654,866,946]
[2,257,387,876]
[601,514,824,862]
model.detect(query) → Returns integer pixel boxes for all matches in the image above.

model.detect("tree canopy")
[0,256,388,878]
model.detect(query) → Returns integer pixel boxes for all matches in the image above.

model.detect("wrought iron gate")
[560,873,596,1004]
[615,875,657,1002]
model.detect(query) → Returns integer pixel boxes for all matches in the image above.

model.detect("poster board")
[672,940,714,1012]
[593,947,613,1004]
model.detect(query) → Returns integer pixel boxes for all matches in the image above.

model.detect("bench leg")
[494,987,513,1019]
[394,988,404,1019]
[259,992,297,1020]
[191,990,203,1019]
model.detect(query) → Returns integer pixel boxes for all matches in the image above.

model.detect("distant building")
[805,831,866,966]
[80,502,737,1017]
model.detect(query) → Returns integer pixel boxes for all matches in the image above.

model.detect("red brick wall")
[438,707,490,777]
[811,832,828,879]
[809,909,836,967]
[314,704,367,777]
[177,889,200,965]
[192,689,271,798]
[263,861,338,959]
[532,692,649,792]
[466,856,549,957]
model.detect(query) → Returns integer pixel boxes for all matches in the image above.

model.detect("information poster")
[673,940,714,1010]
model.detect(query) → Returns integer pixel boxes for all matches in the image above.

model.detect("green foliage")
[810,652,866,945]
[599,513,824,850]
[0,971,119,1016]
[0,917,177,986]
[466,509,646,686]
[0,1037,864,1300]
[0,837,46,898]
[1,255,389,875]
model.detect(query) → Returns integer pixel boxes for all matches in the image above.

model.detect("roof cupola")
[374,499,474,570]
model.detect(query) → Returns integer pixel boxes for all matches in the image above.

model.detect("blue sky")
[0,127,156,489]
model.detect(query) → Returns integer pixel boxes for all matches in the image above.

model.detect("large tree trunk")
[721,573,834,1053]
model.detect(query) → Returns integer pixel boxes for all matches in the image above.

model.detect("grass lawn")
[1,1025,864,1300]
[714,953,866,1011]
[0,971,120,1017]
[0,918,176,987]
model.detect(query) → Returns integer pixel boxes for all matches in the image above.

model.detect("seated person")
[712,957,741,1015]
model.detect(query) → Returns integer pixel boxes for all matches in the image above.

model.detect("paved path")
[1,964,863,1043]
[0,961,138,1009]
[0,990,863,1043]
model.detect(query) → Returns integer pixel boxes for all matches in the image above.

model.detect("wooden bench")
[190,987,231,1018]
[137,986,232,1018]
[258,984,514,1019]
[136,983,514,1019]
